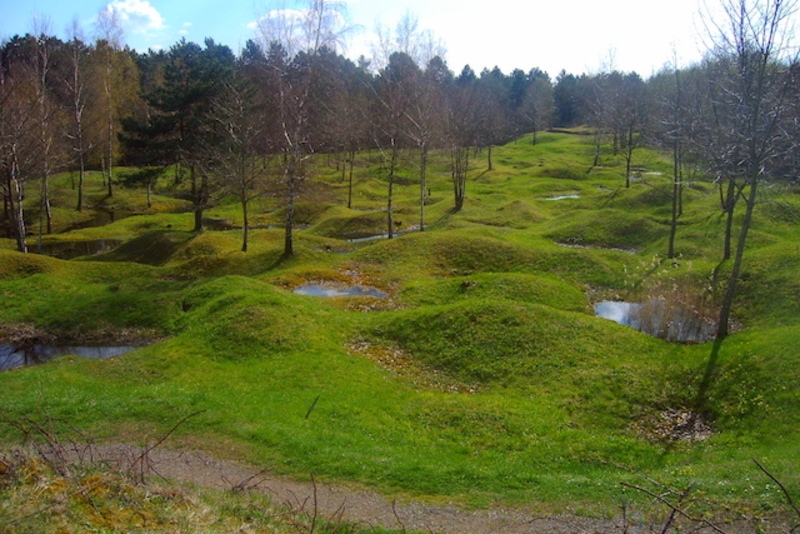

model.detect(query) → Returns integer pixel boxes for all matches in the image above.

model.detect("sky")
[0,0,722,78]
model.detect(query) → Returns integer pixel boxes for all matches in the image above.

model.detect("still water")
[0,344,137,371]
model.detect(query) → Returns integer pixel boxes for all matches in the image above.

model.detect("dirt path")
[94,445,619,533]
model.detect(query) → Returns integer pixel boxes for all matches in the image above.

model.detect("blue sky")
[1,0,721,77]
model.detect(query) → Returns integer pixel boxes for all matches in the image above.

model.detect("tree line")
[2,0,798,339]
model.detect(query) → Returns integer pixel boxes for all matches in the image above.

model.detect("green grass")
[1,133,799,522]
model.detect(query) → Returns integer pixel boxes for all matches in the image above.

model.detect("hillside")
[1,132,799,532]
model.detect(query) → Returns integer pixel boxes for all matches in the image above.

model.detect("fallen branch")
[620,481,729,534]
[392,497,407,533]
[223,468,272,492]
[129,410,205,483]
[753,458,800,526]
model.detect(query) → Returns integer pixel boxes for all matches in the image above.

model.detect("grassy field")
[1,131,799,529]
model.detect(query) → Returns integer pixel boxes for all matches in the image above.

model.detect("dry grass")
[630,278,719,343]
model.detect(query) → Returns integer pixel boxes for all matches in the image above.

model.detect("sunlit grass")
[0,132,798,520]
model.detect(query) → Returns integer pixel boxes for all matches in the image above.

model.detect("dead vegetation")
[347,339,478,393]
[0,413,370,533]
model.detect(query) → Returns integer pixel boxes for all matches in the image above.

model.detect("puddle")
[67,209,136,231]
[1,344,138,372]
[594,300,715,343]
[542,194,580,201]
[594,301,637,325]
[32,239,123,260]
[345,234,390,243]
[558,242,637,254]
[202,217,239,231]
[294,284,388,298]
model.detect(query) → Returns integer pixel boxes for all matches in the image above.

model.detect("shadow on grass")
[693,337,725,418]
[96,230,194,266]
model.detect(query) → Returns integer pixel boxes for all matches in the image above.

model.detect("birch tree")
[94,6,124,197]
[701,0,798,338]
[255,0,351,255]
[0,40,39,252]
[63,22,94,212]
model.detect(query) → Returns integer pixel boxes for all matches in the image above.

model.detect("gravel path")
[53,444,778,533]
[92,445,619,533]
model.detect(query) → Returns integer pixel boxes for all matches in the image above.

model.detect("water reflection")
[594,300,715,343]
[67,209,135,231]
[543,194,580,200]
[33,239,123,260]
[294,284,387,298]
[594,301,637,326]
[1,344,137,371]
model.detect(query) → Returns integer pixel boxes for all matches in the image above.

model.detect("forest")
[3,0,799,342]
[1,0,800,532]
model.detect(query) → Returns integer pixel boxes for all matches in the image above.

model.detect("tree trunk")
[193,209,203,233]
[105,60,115,198]
[668,141,681,259]
[40,171,52,235]
[717,180,758,339]
[387,140,397,239]
[624,123,635,189]
[76,163,85,212]
[722,177,736,261]
[9,154,27,253]
[241,196,249,253]
[192,166,204,233]
[284,149,297,257]
[452,145,468,211]
[419,142,427,232]
[347,149,355,209]
[284,179,295,256]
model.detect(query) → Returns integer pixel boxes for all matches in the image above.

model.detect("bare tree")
[94,5,124,198]
[650,60,708,259]
[63,21,94,212]
[447,76,493,211]
[588,70,648,186]
[255,0,351,256]
[0,41,39,252]
[371,12,446,73]
[31,21,59,237]
[206,74,270,252]
[405,56,449,232]
[700,0,799,338]
[372,51,420,238]
[522,70,554,146]
[329,61,370,210]
[369,13,447,234]
[617,73,649,188]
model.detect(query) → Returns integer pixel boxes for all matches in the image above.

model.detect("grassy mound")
[370,298,664,386]
[1,132,799,522]
[398,272,588,311]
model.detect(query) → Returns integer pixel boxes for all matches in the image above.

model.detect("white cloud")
[248,5,348,51]
[104,0,165,35]
[247,9,304,32]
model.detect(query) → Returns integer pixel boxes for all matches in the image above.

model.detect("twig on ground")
[391,497,407,533]
[753,458,800,530]
[305,395,321,419]
[620,481,729,534]
[223,467,272,492]
[129,410,205,483]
